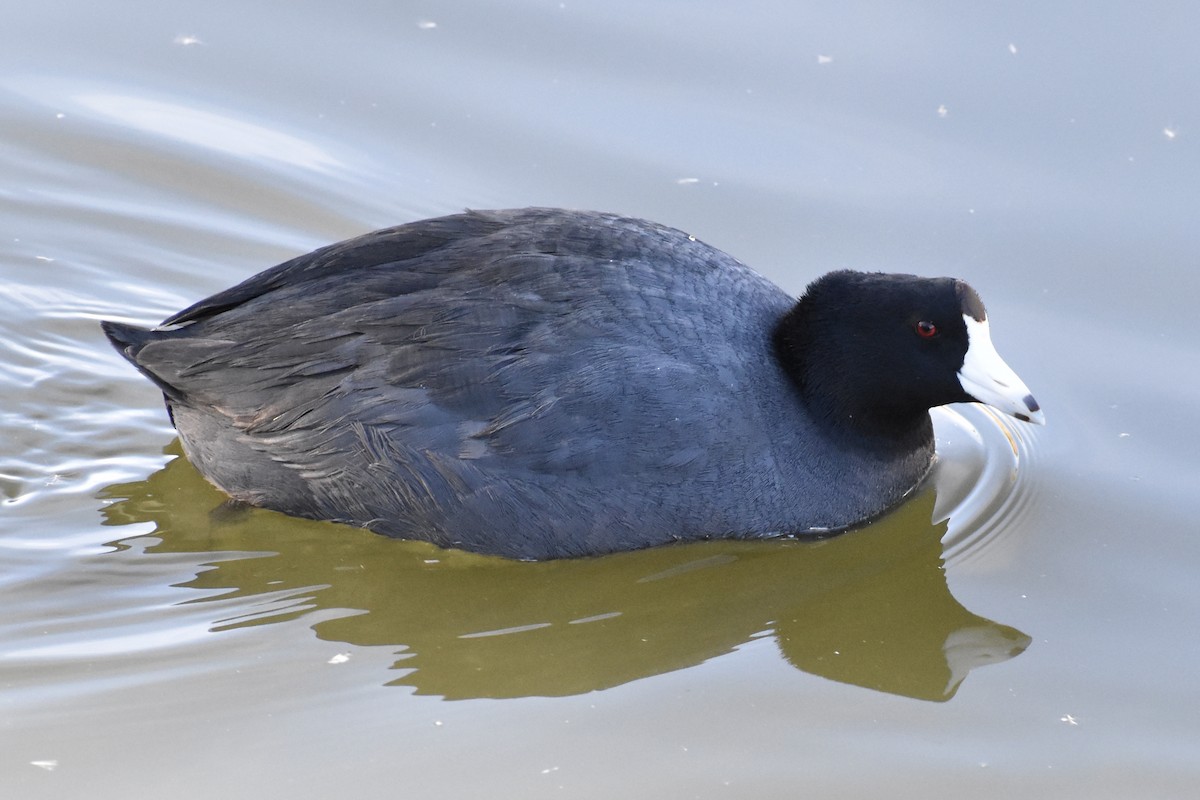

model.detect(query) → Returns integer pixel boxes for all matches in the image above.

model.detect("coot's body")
[103,208,1041,559]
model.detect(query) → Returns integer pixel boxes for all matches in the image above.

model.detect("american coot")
[103,208,1043,559]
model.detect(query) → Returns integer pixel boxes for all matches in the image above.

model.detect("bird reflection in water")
[100,441,1029,702]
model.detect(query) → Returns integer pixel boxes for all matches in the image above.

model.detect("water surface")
[3,2,1198,798]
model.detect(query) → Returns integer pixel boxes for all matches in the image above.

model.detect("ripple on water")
[931,403,1045,569]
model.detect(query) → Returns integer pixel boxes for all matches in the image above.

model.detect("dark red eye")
[915,320,938,338]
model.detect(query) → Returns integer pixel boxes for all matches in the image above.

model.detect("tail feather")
[100,320,183,399]
[101,319,155,359]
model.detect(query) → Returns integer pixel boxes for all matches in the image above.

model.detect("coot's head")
[774,270,1044,439]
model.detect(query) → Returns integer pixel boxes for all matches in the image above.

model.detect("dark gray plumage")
[102,208,1041,559]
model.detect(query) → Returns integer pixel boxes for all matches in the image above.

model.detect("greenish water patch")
[100,442,1027,702]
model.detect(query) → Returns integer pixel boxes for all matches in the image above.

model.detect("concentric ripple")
[930,404,1045,568]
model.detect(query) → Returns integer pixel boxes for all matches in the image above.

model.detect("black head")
[773,270,1041,444]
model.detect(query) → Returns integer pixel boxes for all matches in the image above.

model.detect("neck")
[771,306,935,456]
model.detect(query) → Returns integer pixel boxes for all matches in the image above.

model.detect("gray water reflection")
[100,442,1028,702]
